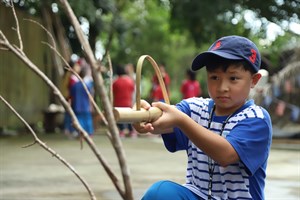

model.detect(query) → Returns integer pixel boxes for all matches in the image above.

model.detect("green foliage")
[169,0,250,45]
[9,0,300,100]
[102,1,208,101]
[106,1,197,73]
[169,0,299,46]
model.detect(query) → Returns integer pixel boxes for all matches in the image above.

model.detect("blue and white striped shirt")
[162,97,272,200]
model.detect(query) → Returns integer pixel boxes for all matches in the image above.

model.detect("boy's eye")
[210,76,218,80]
[230,76,239,81]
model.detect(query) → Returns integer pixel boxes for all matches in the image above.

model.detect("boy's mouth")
[217,96,230,102]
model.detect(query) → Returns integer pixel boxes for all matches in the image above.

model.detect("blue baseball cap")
[191,35,261,72]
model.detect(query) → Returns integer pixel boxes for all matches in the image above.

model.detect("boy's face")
[207,64,261,116]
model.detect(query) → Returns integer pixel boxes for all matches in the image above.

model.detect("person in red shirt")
[180,69,202,99]
[113,65,137,138]
[150,63,170,102]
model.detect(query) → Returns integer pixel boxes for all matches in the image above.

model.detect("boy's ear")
[251,73,262,88]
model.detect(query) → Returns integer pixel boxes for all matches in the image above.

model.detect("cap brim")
[191,51,242,71]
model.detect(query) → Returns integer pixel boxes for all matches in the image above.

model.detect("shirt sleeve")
[226,110,272,175]
[161,100,191,152]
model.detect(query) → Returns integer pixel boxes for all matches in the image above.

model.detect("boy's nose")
[218,80,229,92]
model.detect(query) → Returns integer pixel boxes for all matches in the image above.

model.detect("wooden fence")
[0,5,56,130]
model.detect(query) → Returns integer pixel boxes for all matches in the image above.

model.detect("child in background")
[61,60,81,138]
[113,65,137,138]
[70,66,94,136]
[150,63,170,102]
[181,69,202,99]
[125,63,137,103]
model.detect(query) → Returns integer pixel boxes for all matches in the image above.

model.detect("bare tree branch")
[58,0,134,199]
[2,1,134,199]
[42,41,110,130]
[0,95,97,200]
[10,0,23,53]
[23,17,106,141]
[0,25,122,200]
[107,52,113,106]
[25,19,56,50]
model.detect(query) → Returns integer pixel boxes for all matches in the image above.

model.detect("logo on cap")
[249,49,257,63]
[212,41,221,50]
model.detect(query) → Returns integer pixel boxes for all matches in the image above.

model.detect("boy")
[135,35,272,200]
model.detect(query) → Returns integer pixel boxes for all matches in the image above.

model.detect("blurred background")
[0,1,300,200]
[0,0,299,139]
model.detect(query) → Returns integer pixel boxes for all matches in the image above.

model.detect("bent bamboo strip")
[114,55,169,123]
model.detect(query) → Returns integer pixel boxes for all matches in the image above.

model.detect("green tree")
[6,0,117,53]
[6,0,299,99]
[169,0,300,46]
[103,0,199,102]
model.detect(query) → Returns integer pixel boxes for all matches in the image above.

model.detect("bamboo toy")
[113,107,163,123]
[113,55,170,123]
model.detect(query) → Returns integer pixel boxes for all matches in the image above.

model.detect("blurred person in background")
[70,63,94,137]
[181,69,202,99]
[61,60,81,138]
[150,63,170,102]
[113,65,137,138]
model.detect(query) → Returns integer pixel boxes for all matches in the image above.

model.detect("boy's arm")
[152,101,239,167]
[226,114,272,175]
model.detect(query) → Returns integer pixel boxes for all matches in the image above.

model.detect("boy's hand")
[132,100,183,135]
[132,100,155,133]
[151,102,182,130]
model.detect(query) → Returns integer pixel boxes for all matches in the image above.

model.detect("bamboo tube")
[113,107,162,123]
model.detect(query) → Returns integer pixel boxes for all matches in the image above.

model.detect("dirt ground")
[0,132,299,200]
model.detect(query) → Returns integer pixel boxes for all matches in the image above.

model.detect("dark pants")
[117,123,133,132]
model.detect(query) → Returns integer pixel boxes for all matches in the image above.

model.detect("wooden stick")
[114,107,162,123]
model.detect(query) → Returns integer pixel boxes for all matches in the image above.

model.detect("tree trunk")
[58,1,134,199]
